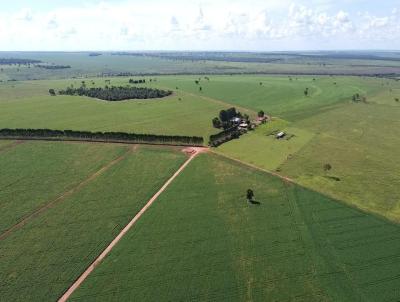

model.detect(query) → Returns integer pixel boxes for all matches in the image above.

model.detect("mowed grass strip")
[70,154,400,301]
[0,141,128,234]
[0,145,186,301]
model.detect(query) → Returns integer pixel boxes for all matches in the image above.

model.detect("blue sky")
[0,0,399,51]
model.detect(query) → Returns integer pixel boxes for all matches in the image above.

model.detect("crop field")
[69,154,400,301]
[0,142,186,301]
[0,141,127,234]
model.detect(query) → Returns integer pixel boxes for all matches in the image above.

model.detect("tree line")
[0,128,204,146]
[56,86,172,101]
[37,65,71,70]
[209,127,241,147]
[0,58,42,65]
[129,79,146,84]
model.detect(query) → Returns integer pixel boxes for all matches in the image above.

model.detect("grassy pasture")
[0,78,227,139]
[0,141,127,234]
[216,119,315,170]
[157,75,386,121]
[70,153,400,301]
[280,102,400,222]
[0,143,186,301]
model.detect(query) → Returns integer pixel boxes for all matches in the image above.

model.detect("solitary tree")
[48,89,56,96]
[258,110,265,118]
[304,88,309,96]
[395,98,399,102]
[323,163,332,172]
[246,189,254,202]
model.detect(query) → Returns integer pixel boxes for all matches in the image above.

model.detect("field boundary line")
[212,151,400,225]
[58,148,204,302]
[0,146,136,241]
[211,151,294,183]
[0,137,204,148]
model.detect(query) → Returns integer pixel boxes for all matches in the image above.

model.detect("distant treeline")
[110,52,282,63]
[209,127,241,147]
[0,58,42,65]
[37,65,71,70]
[57,86,172,101]
[129,79,146,84]
[0,128,204,146]
[89,53,102,57]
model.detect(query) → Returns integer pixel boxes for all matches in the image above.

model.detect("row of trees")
[0,128,204,146]
[0,58,42,65]
[129,79,146,84]
[209,127,241,147]
[37,65,71,69]
[57,86,172,101]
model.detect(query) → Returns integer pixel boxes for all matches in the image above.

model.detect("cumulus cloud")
[0,0,398,50]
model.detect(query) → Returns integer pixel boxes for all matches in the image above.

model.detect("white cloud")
[0,0,398,50]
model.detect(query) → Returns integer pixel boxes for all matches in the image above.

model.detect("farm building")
[276,131,286,139]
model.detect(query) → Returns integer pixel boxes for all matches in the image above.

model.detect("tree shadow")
[248,199,261,205]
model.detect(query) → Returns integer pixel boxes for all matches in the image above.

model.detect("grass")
[0,78,228,139]
[70,153,400,301]
[157,75,387,121]
[0,141,127,234]
[215,119,315,170]
[279,102,400,222]
[0,143,186,301]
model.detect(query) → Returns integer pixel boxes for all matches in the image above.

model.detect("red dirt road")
[58,147,204,302]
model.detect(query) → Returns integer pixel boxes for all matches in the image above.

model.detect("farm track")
[58,147,205,302]
[0,146,136,241]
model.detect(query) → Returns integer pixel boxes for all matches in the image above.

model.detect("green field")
[70,153,400,301]
[0,141,127,234]
[0,142,186,301]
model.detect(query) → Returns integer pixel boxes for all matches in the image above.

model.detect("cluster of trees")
[212,107,248,130]
[209,127,241,147]
[37,65,71,70]
[352,93,367,103]
[0,128,204,146]
[57,86,172,101]
[129,79,146,84]
[0,58,41,65]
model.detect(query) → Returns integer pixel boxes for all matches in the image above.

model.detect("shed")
[276,131,286,139]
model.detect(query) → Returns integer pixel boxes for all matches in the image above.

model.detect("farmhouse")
[276,131,286,139]
[238,123,249,130]
[231,117,241,124]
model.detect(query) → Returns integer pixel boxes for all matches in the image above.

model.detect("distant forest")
[57,86,172,101]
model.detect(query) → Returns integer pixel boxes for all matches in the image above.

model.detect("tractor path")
[58,147,206,302]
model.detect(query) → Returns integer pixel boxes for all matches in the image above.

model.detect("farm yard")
[1,51,400,301]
